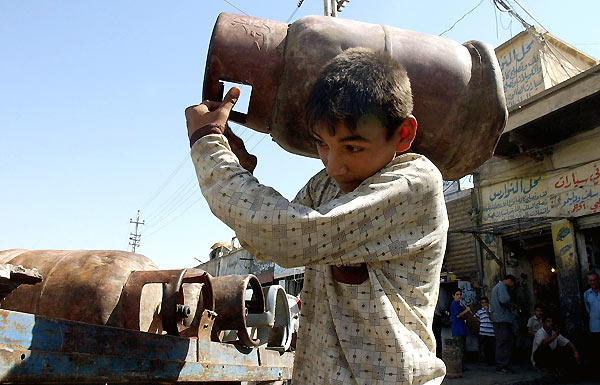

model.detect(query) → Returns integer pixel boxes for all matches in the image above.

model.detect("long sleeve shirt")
[490,281,514,324]
[191,134,449,385]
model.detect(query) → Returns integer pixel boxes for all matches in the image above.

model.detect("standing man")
[490,274,516,374]
[475,296,495,365]
[584,272,600,347]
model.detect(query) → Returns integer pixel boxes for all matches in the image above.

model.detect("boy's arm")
[187,87,447,269]
[192,135,447,269]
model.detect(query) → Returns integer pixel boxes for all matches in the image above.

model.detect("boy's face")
[481,299,489,309]
[453,291,462,302]
[313,115,416,193]
[534,308,543,318]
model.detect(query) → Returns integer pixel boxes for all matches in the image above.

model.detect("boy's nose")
[326,152,348,177]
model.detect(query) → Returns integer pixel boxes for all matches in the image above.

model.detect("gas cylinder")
[442,338,463,378]
[203,13,507,180]
[0,249,162,332]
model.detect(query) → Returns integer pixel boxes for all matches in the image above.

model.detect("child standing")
[527,304,544,336]
[450,289,470,368]
[186,48,449,384]
[475,296,495,365]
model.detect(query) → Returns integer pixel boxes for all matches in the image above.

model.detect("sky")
[1,1,599,269]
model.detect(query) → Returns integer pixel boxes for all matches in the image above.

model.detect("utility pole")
[324,0,349,17]
[129,210,144,253]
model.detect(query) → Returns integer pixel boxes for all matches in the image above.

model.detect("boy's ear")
[395,116,417,153]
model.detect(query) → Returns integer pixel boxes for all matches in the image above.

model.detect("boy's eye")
[313,138,326,147]
[346,145,363,153]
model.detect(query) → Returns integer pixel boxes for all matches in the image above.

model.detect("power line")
[286,0,305,23]
[492,0,531,29]
[222,0,249,16]
[140,154,189,211]
[143,173,196,221]
[144,176,198,230]
[249,133,269,152]
[439,0,485,36]
[144,187,198,232]
[143,197,202,239]
[512,0,548,32]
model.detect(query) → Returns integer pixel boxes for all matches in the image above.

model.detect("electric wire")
[143,197,202,240]
[287,0,305,23]
[512,0,548,32]
[139,154,189,211]
[439,0,485,36]
[143,173,196,222]
[222,0,249,16]
[143,176,198,230]
[144,186,200,233]
[249,133,268,152]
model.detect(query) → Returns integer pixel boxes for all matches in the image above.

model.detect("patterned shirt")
[475,308,495,336]
[192,134,449,385]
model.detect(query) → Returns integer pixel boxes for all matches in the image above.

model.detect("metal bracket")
[472,233,503,266]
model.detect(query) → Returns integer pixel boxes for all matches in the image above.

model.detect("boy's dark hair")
[504,274,516,282]
[534,304,544,311]
[304,47,413,139]
[542,314,554,322]
[480,296,489,302]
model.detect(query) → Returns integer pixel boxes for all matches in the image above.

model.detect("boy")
[450,289,470,367]
[475,296,495,365]
[186,48,448,384]
[527,304,544,336]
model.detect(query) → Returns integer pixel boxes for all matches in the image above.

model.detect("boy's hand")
[224,124,258,174]
[185,87,257,173]
[186,87,240,141]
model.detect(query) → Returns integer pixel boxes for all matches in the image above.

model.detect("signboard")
[496,33,544,108]
[481,160,600,223]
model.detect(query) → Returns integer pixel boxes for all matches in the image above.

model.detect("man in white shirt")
[531,315,581,374]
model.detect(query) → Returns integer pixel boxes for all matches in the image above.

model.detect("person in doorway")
[186,48,449,384]
[450,289,470,368]
[527,304,544,336]
[490,274,516,374]
[475,296,495,365]
[584,271,600,347]
[531,314,581,374]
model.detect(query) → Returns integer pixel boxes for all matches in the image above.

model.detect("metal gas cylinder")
[442,338,463,378]
[204,13,507,180]
[0,249,162,332]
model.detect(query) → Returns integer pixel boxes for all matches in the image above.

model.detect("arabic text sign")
[481,161,600,223]
[481,176,549,223]
[497,35,544,108]
[549,162,600,216]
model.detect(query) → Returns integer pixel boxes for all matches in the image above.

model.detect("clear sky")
[1,1,598,269]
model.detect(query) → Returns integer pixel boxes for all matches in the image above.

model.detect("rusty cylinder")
[203,13,507,180]
[442,338,463,378]
[0,249,162,331]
